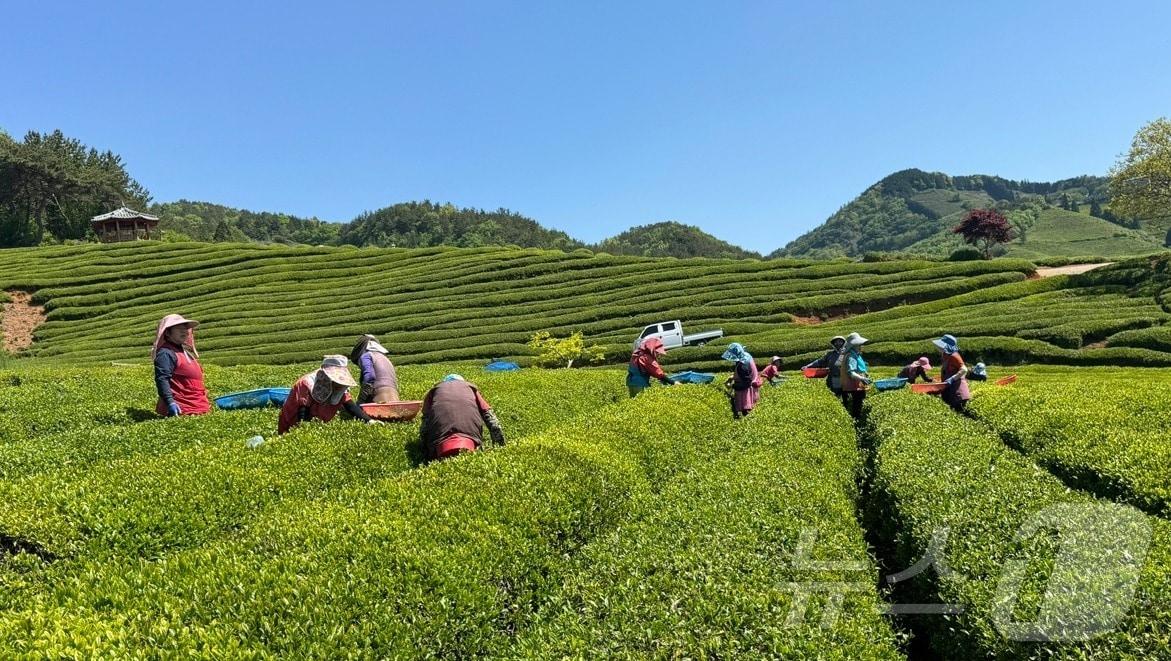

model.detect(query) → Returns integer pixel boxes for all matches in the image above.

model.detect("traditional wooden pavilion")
[90,207,160,243]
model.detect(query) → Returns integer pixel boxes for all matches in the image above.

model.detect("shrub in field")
[516,382,902,658]
[0,387,738,656]
[969,376,1171,517]
[866,392,1171,659]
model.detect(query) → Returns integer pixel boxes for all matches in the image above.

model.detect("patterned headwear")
[932,334,959,354]
[721,342,753,364]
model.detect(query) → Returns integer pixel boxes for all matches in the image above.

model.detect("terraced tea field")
[1,242,1170,370]
[0,362,1168,657]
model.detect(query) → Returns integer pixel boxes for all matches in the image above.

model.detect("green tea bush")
[866,392,1171,659]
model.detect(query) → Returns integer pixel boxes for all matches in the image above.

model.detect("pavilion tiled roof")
[90,207,160,223]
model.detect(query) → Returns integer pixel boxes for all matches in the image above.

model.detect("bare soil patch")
[2,290,46,354]
[1034,263,1113,278]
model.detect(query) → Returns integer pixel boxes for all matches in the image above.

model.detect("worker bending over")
[897,356,934,383]
[627,337,677,397]
[350,334,400,403]
[419,375,505,461]
[278,355,377,434]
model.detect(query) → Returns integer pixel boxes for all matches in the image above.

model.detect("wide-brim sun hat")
[917,356,932,369]
[829,335,846,347]
[845,332,868,347]
[152,314,201,358]
[932,334,959,354]
[770,355,782,364]
[318,354,357,387]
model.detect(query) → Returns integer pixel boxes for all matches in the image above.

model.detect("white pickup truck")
[633,320,724,351]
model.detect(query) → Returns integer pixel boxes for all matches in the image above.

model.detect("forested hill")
[771,169,1154,259]
[336,201,581,250]
[592,222,761,259]
[152,200,341,245]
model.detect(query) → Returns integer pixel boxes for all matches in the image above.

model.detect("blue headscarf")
[721,342,753,364]
[442,374,465,383]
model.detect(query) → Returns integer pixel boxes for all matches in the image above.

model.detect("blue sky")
[3,1,1169,253]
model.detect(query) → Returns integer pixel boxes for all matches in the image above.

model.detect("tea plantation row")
[2,242,1170,369]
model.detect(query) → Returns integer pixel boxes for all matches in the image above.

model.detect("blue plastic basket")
[668,371,716,385]
[215,388,292,410]
[485,360,521,372]
[874,377,908,392]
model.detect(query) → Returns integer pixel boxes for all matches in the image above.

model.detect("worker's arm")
[638,354,674,385]
[944,365,968,384]
[343,399,375,423]
[153,349,180,415]
[359,353,376,385]
[476,392,505,446]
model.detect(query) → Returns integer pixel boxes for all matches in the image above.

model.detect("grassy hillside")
[1,242,1170,369]
[773,169,1140,259]
[905,208,1166,259]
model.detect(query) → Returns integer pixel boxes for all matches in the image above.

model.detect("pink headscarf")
[637,337,666,356]
[152,314,199,359]
[917,356,932,370]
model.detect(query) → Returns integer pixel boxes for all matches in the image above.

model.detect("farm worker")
[897,356,935,383]
[350,334,400,403]
[759,356,784,385]
[722,343,760,419]
[152,314,211,417]
[836,332,871,419]
[803,335,847,394]
[627,337,678,397]
[933,334,972,412]
[969,362,989,381]
[277,355,377,434]
[419,374,506,461]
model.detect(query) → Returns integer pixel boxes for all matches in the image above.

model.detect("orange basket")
[911,383,947,395]
[994,375,1018,386]
[803,367,830,378]
[360,400,423,422]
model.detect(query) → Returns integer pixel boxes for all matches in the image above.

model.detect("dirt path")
[1,291,46,354]
[1034,263,1113,278]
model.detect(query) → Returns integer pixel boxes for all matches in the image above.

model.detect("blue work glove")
[167,402,182,417]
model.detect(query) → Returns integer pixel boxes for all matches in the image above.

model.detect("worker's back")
[421,380,486,446]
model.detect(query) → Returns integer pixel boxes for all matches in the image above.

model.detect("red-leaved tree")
[953,208,1015,258]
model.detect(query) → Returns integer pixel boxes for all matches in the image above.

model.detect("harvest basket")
[995,375,1018,386]
[803,367,830,378]
[361,400,423,422]
[874,377,908,392]
[911,383,948,395]
[215,388,291,410]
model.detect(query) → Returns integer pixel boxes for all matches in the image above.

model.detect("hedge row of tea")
[866,385,1171,659]
[1,241,1169,368]
[969,369,1171,517]
[0,365,901,657]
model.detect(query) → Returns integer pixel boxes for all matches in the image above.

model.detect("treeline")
[337,201,581,250]
[0,130,150,247]
[153,200,341,245]
[592,222,762,259]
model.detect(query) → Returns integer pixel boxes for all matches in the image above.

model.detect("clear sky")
[3,1,1169,253]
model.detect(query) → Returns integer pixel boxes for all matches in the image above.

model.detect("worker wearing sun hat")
[350,334,400,404]
[802,335,848,394]
[722,342,761,419]
[277,355,376,434]
[152,314,211,417]
[626,336,678,398]
[933,334,972,412]
[418,374,506,461]
[759,355,784,385]
[836,332,872,419]
[897,356,935,384]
